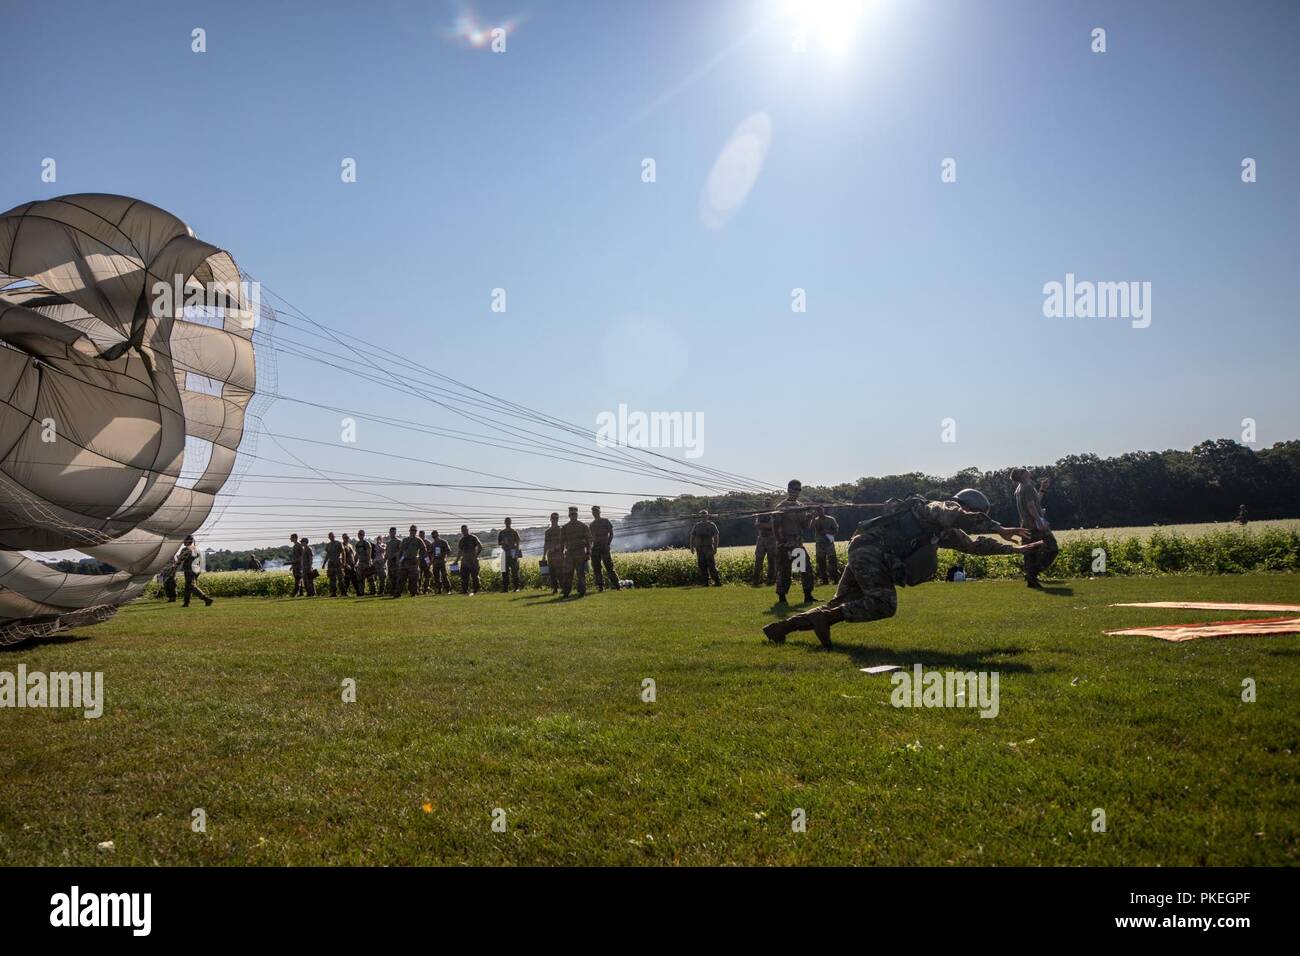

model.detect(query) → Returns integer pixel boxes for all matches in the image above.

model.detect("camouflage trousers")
[395,559,421,597]
[500,553,521,591]
[776,543,816,600]
[326,561,343,596]
[590,544,617,590]
[815,540,840,586]
[181,572,210,606]
[823,541,898,623]
[1024,529,1059,579]
[753,537,777,585]
[695,549,721,586]
[560,552,588,597]
[386,561,400,595]
[459,558,481,594]
[431,560,450,593]
[546,552,564,592]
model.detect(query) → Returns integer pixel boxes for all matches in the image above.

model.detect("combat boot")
[762,619,795,643]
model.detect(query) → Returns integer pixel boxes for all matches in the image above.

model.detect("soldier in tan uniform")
[340,533,359,596]
[297,535,317,596]
[543,513,564,593]
[753,503,778,587]
[353,530,378,595]
[385,527,401,596]
[690,510,722,586]
[1012,469,1059,589]
[323,531,344,596]
[774,479,816,605]
[418,531,433,594]
[763,490,1040,648]
[497,518,522,592]
[289,533,304,597]
[394,525,426,597]
[559,506,591,598]
[428,531,451,594]
[457,524,483,595]
[589,506,618,592]
[811,506,840,586]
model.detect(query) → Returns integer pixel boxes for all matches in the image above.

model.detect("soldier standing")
[175,535,214,607]
[394,524,425,597]
[323,531,344,596]
[372,534,388,595]
[589,506,618,591]
[1012,469,1059,589]
[559,506,591,598]
[497,518,522,592]
[811,506,840,586]
[774,479,816,605]
[753,503,778,587]
[385,527,401,596]
[457,524,483,595]
[763,490,1039,648]
[298,535,317,596]
[418,531,433,594]
[543,512,564,593]
[289,533,304,597]
[689,510,722,586]
[340,533,359,596]
[354,530,377,595]
[428,530,451,593]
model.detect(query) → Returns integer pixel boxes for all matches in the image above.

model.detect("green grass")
[2,574,1297,866]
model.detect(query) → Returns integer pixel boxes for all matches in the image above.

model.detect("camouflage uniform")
[812,513,840,585]
[385,532,401,596]
[341,538,359,595]
[497,527,521,591]
[428,535,451,593]
[323,537,344,596]
[589,515,618,591]
[176,544,212,606]
[354,536,378,595]
[372,539,388,595]
[1015,478,1059,585]
[395,533,426,597]
[774,498,815,602]
[690,519,722,586]
[297,540,317,596]
[457,532,483,594]
[290,539,304,596]
[753,513,777,586]
[559,516,591,597]
[159,560,178,602]
[830,501,1018,622]
[544,524,564,593]
[418,534,432,593]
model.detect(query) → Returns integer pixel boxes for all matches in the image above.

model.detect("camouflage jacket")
[560,519,591,554]
[590,517,614,547]
[773,498,811,545]
[457,534,482,561]
[690,520,719,553]
[544,526,563,556]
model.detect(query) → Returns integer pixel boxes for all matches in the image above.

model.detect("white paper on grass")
[860,665,903,675]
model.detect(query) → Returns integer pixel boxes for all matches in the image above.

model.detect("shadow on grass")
[0,633,94,653]
[1039,585,1075,596]
[795,640,1037,673]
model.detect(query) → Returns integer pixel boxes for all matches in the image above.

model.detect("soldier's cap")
[591,506,601,513]
[568,506,579,514]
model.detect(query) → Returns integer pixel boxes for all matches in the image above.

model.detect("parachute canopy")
[0,194,257,640]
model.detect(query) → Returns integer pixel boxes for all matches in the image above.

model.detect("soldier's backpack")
[854,496,941,587]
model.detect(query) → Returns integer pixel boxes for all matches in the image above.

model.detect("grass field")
[2,574,1297,866]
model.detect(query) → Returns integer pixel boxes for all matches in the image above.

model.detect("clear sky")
[3,0,1298,549]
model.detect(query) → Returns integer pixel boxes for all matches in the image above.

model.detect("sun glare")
[782,0,869,58]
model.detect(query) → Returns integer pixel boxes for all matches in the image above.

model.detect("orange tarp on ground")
[1105,616,1300,642]
[1111,602,1300,613]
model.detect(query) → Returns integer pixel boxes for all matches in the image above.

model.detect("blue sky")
[3,0,1298,547]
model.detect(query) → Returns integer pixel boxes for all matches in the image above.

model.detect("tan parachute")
[0,194,257,642]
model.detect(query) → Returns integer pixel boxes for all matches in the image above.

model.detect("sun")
[781,0,870,58]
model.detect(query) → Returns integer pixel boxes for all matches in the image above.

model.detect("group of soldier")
[283,505,622,600]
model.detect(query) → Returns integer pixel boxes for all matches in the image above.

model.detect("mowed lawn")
[1,575,1297,866]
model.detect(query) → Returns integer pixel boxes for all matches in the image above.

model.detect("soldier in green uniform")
[811,506,840,586]
[457,524,483,595]
[753,503,778,587]
[394,524,425,597]
[428,530,451,594]
[298,535,317,596]
[689,510,722,586]
[418,531,433,594]
[289,533,304,597]
[323,532,344,596]
[354,530,377,595]
[340,533,359,596]
[372,535,388,595]
[543,512,563,593]
[175,535,213,607]
[763,490,1040,648]
[774,479,816,605]
[559,506,591,598]
[385,527,401,596]
[1012,469,1059,589]
[589,506,618,592]
[497,518,522,592]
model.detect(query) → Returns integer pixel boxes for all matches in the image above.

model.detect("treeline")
[625,439,1300,547]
